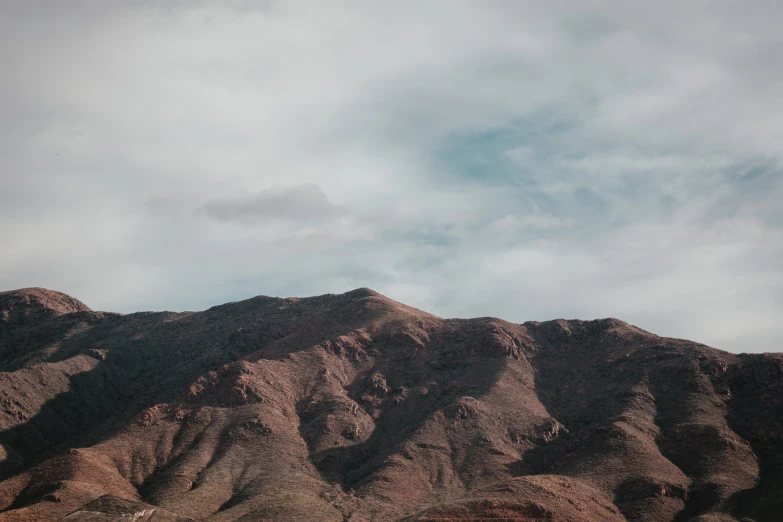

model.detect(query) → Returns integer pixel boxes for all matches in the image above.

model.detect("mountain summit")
[0,288,780,521]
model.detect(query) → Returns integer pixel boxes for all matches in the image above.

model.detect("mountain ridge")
[0,287,779,521]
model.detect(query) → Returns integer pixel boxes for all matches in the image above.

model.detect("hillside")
[0,287,780,521]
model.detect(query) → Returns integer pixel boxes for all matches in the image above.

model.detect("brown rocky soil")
[0,287,780,521]
[59,494,194,521]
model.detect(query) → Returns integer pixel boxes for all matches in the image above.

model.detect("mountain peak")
[0,287,91,323]
[342,287,381,298]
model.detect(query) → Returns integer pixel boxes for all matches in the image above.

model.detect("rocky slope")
[0,287,780,521]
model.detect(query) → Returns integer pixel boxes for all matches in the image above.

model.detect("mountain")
[0,287,780,521]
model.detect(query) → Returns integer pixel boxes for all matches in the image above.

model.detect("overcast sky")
[1,1,781,353]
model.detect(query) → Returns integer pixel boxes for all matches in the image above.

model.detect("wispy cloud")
[489,214,573,231]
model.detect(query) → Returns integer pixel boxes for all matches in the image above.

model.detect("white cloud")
[0,1,781,352]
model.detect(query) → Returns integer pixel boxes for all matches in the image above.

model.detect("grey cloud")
[202,184,344,223]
